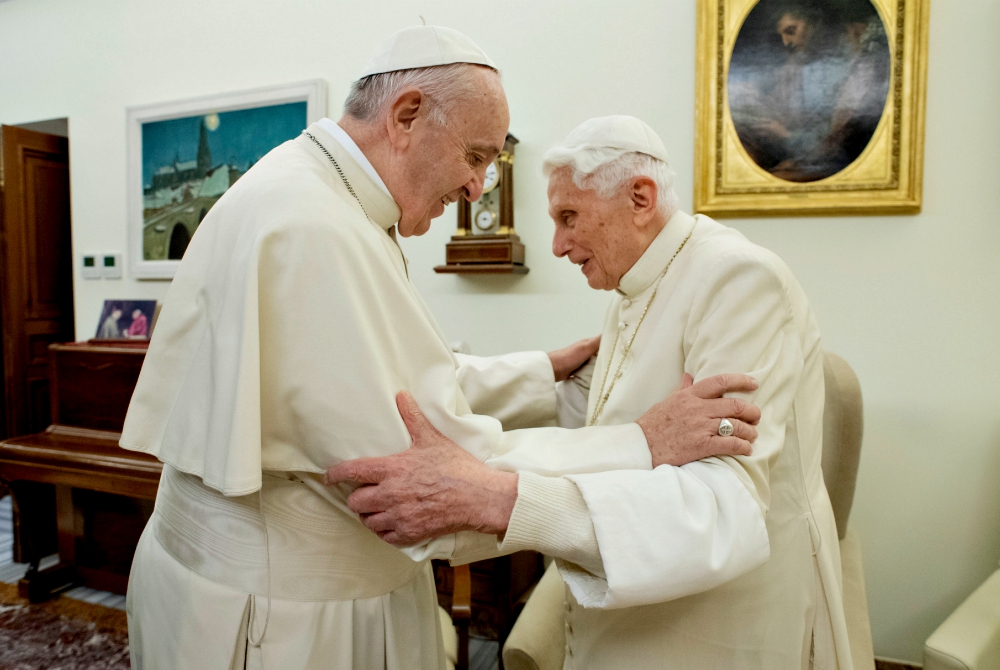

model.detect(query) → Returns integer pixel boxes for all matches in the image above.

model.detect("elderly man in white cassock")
[329,116,855,669]
[120,28,761,670]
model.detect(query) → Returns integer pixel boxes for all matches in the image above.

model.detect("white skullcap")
[558,115,670,163]
[357,25,497,79]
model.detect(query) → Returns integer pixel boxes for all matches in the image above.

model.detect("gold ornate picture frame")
[694,0,929,217]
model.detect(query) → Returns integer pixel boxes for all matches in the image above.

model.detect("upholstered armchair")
[923,565,1000,669]
[502,351,877,670]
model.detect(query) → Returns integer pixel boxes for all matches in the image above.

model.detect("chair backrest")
[821,351,864,540]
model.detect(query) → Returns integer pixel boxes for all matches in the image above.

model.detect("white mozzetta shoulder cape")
[120,123,649,499]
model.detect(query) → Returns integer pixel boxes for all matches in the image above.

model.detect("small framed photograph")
[693,0,929,217]
[127,80,327,279]
[94,300,159,341]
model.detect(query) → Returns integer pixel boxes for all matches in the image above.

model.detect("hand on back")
[636,373,762,468]
[326,373,763,547]
[548,336,601,382]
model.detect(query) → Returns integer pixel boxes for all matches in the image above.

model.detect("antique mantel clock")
[434,133,528,274]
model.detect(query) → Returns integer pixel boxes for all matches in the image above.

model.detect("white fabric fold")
[564,459,770,609]
[454,351,558,430]
[555,357,595,428]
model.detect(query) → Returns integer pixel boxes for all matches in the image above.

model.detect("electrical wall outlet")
[101,253,123,279]
[81,255,100,279]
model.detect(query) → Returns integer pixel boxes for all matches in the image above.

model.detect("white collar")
[316,118,392,198]
[616,210,697,299]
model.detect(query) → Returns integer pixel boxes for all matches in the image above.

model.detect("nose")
[463,171,485,203]
[552,226,572,258]
[782,33,794,47]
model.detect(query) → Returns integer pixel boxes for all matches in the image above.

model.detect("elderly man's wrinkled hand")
[548,335,601,382]
[636,373,762,469]
[325,392,518,546]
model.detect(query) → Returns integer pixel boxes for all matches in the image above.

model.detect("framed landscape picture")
[127,80,327,278]
[693,0,929,217]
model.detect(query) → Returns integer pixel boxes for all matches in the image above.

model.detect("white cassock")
[120,120,653,670]
[499,211,854,669]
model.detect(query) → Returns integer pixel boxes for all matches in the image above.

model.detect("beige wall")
[1,0,997,662]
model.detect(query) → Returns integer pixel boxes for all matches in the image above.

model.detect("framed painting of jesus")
[693,0,929,217]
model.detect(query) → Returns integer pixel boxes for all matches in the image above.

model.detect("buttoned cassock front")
[121,122,654,670]
[501,211,853,669]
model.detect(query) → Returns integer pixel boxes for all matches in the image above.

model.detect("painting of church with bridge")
[140,101,308,260]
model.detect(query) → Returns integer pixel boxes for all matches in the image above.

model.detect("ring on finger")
[718,418,735,437]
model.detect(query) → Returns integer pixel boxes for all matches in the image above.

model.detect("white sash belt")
[152,464,424,601]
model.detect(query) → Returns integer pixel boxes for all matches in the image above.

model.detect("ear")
[628,176,659,228]
[385,87,425,150]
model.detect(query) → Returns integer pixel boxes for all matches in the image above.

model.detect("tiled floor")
[469,637,500,670]
[0,495,500,668]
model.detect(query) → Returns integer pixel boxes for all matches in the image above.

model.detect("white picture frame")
[126,79,327,279]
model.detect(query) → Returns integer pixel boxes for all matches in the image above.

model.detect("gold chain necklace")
[589,231,693,426]
[304,131,409,278]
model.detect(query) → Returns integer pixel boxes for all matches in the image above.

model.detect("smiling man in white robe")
[120,29,763,670]
[329,116,854,669]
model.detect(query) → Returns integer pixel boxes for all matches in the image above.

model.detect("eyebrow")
[471,144,503,159]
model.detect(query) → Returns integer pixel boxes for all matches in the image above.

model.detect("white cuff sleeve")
[500,471,604,578]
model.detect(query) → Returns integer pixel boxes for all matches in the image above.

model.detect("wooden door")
[0,126,75,438]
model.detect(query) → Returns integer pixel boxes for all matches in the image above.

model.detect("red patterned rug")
[0,583,129,669]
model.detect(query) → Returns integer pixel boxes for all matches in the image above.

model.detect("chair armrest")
[924,569,1000,670]
[503,561,567,670]
[451,562,471,622]
[840,528,875,669]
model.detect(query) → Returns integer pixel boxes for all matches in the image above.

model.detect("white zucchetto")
[357,25,497,79]
[558,115,670,163]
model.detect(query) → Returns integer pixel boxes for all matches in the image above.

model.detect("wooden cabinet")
[0,341,161,600]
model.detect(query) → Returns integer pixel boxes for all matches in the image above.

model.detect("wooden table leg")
[17,484,80,602]
[55,484,77,564]
[452,563,471,670]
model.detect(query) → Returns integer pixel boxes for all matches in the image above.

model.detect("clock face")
[481,161,500,194]
[475,208,496,231]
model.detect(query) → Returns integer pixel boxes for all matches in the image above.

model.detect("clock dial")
[475,208,496,231]
[481,161,500,194]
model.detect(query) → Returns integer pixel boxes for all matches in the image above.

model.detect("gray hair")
[541,147,679,218]
[343,63,497,126]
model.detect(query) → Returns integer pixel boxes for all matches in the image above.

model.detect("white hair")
[343,63,497,126]
[541,146,679,217]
